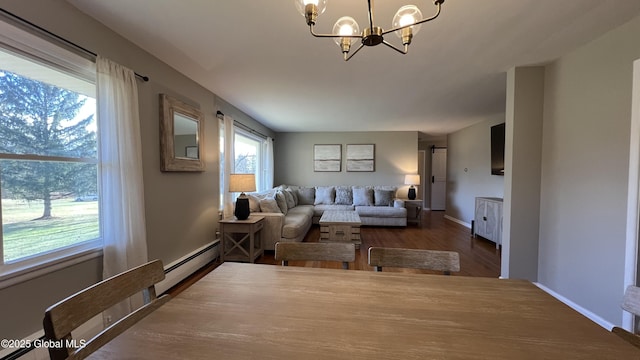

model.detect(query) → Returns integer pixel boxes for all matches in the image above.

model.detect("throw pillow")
[352,187,374,206]
[284,188,298,206]
[259,197,280,213]
[335,186,353,205]
[314,186,335,205]
[297,187,315,205]
[282,188,296,209]
[374,189,395,206]
[275,191,288,215]
[247,194,261,212]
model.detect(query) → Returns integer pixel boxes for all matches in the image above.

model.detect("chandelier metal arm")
[382,40,409,55]
[309,24,360,39]
[344,43,366,61]
[381,2,443,36]
[308,2,443,39]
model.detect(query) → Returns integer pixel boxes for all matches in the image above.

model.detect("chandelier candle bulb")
[393,5,424,37]
[332,16,360,49]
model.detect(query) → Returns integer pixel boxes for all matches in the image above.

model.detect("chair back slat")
[612,285,640,348]
[43,259,168,360]
[275,242,355,269]
[368,247,460,274]
[621,285,640,316]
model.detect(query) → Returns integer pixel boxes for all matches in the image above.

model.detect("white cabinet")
[474,197,503,248]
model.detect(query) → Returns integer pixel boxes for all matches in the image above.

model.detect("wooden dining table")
[88,262,640,359]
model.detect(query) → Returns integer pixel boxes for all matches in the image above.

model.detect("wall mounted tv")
[491,123,505,176]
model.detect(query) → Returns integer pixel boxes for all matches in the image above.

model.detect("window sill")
[0,247,103,290]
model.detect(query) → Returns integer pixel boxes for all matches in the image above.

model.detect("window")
[219,119,269,208]
[0,21,100,280]
[234,129,263,182]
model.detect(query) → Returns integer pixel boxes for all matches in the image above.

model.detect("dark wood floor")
[256,210,502,277]
[167,211,502,296]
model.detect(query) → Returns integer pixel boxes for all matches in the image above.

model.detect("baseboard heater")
[0,240,220,360]
[156,239,220,294]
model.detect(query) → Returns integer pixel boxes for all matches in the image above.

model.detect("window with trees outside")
[0,34,100,278]
[219,121,266,208]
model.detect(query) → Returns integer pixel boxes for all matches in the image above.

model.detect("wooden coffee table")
[319,210,361,249]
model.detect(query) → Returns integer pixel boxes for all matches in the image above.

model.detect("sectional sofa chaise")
[246,185,408,251]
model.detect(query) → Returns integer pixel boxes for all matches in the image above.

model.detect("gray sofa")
[246,185,407,251]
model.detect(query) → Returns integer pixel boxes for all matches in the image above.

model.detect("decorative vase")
[408,186,416,200]
[234,196,250,220]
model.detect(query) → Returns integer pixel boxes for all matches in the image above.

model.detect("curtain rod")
[0,8,149,82]
[217,110,273,141]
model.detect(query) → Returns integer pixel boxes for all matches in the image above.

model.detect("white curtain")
[96,56,148,324]
[264,137,274,190]
[222,115,235,218]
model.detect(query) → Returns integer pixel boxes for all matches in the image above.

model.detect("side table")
[220,215,265,263]
[404,199,423,225]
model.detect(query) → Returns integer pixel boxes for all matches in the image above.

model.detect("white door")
[431,148,447,211]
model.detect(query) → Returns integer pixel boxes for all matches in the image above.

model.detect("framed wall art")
[346,144,375,172]
[314,144,341,172]
[185,146,198,159]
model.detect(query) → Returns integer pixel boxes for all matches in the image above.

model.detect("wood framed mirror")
[159,94,205,172]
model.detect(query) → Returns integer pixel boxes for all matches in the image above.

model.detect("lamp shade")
[229,174,256,193]
[404,174,420,186]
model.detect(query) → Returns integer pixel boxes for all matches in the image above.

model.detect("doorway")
[431,147,447,211]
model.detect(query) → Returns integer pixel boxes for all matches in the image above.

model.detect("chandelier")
[295,0,445,61]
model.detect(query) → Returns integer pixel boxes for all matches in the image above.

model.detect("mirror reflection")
[173,112,199,159]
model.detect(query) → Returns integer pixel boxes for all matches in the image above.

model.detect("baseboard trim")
[534,282,615,330]
[156,240,220,295]
[443,215,471,229]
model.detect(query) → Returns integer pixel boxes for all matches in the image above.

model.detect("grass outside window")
[2,198,99,262]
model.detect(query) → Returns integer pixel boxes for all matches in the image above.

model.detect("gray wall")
[0,0,250,340]
[216,96,275,139]
[274,132,418,191]
[445,13,640,325]
[538,14,640,325]
[445,117,505,225]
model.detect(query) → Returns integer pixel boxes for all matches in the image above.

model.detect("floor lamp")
[229,174,256,220]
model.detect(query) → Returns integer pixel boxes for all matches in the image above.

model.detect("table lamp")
[229,173,256,220]
[404,174,420,200]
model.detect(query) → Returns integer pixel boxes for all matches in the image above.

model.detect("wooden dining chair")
[43,259,170,360]
[275,242,355,269]
[368,247,460,275]
[611,285,640,349]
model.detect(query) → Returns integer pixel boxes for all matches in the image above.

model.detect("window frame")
[0,19,102,288]
[219,120,269,209]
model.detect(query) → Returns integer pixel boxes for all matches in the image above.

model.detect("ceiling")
[67,0,640,138]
